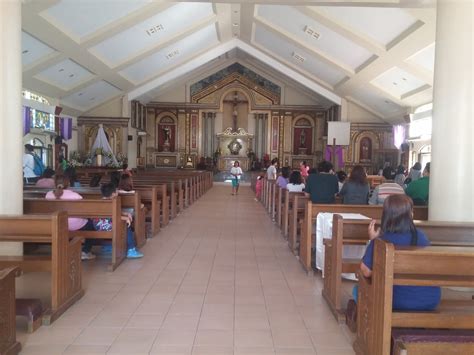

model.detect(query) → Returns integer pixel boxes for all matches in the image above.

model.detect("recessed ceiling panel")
[406,43,435,72]
[119,24,219,84]
[254,24,346,87]
[34,59,95,91]
[316,6,418,46]
[22,32,56,68]
[89,2,214,68]
[257,5,373,70]
[60,81,121,111]
[40,0,151,42]
[371,67,427,98]
[350,88,404,117]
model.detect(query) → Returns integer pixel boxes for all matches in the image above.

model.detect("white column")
[429,0,473,222]
[0,0,23,254]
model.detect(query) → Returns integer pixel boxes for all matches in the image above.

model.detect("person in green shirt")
[406,162,430,205]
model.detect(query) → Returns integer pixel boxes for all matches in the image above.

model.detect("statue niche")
[157,116,176,152]
[293,117,313,155]
[227,139,242,155]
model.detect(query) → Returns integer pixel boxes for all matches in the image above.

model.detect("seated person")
[339,165,369,205]
[406,162,430,205]
[64,166,81,187]
[35,167,55,188]
[368,182,404,205]
[93,183,144,259]
[276,167,290,189]
[45,174,96,260]
[304,160,339,203]
[286,171,305,192]
[356,194,441,311]
[336,170,347,191]
[118,174,134,192]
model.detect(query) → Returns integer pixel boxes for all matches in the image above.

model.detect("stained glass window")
[30,109,55,131]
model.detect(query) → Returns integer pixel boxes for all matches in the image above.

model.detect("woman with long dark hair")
[339,165,369,204]
[286,171,305,192]
[359,194,441,311]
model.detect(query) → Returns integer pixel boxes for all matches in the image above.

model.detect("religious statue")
[163,126,171,143]
[300,129,306,148]
[227,139,242,155]
[360,137,372,162]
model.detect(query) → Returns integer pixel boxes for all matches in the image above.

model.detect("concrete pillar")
[429,0,473,222]
[0,0,23,254]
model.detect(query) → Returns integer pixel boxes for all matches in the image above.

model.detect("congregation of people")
[263,157,430,207]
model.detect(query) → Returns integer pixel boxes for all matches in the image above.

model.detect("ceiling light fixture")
[392,82,398,85]
[166,49,180,60]
[232,23,239,27]
[69,74,74,78]
[292,52,306,63]
[59,68,64,72]
[146,24,164,37]
[22,50,29,54]
[304,25,321,40]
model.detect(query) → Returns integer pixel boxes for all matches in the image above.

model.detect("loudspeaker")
[128,135,133,141]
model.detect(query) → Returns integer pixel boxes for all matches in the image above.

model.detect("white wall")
[346,101,385,123]
[283,86,319,106]
[83,96,123,117]
[152,86,186,102]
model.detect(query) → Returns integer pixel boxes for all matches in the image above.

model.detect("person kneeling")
[93,183,144,259]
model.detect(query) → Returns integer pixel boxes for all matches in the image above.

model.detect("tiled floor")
[17,186,355,355]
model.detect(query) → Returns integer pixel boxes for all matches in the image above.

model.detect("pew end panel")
[0,267,22,355]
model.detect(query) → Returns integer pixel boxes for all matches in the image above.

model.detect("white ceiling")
[21,0,437,122]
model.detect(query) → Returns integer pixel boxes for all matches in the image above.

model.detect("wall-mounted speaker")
[128,135,133,141]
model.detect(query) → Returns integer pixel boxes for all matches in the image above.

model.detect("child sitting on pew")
[46,173,97,260]
[357,194,441,310]
[93,183,144,259]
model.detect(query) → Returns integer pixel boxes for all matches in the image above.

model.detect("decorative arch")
[218,85,253,112]
[292,114,314,155]
[353,131,381,163]
[156,111,177,152]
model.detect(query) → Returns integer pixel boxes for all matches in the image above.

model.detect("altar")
[217,127,253,171]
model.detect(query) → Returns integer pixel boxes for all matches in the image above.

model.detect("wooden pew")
[354,239,474,355]
[288,194,308,253]
[0,267,22,355]
[299,202,428,273]
[24,188,148,248]
[323,215,474,322]
[23,198,127,272]
[0,212,84,325]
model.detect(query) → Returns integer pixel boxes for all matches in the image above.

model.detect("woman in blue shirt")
[358,194,441,311]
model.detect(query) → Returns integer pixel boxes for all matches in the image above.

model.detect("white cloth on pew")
[316,213,369,278]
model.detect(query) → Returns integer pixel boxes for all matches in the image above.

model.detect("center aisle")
[19,186,354,355]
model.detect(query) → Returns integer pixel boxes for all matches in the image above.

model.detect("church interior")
[0,0,473,354]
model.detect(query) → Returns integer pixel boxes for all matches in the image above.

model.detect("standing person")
[406,162,430,205]
[45,174,96,260]
[255,174,264,201]
[230,161,243,195]
[276,167,290,189]
[23,144,38,183]
[93,183,144,259]
[339,165,369,205]
[356,194,440,310]
[300,161,309,182]
[286,171,305,192]
[305,160,339,203]
[266,158,278,180]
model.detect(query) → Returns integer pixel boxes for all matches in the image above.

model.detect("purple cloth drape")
[393,125,405,149]
[23,106,31,136]
[325,145,344,167]
[60,117,72,140]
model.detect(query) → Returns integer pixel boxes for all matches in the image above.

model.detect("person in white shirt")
[266,158,278,180]
[230,161,243,195]
[286,171,305,192]
[23,144,37,183]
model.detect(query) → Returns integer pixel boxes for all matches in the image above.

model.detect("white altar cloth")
[315,213,370,278]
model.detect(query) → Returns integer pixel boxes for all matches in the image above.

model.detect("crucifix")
[223,91,247,132]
